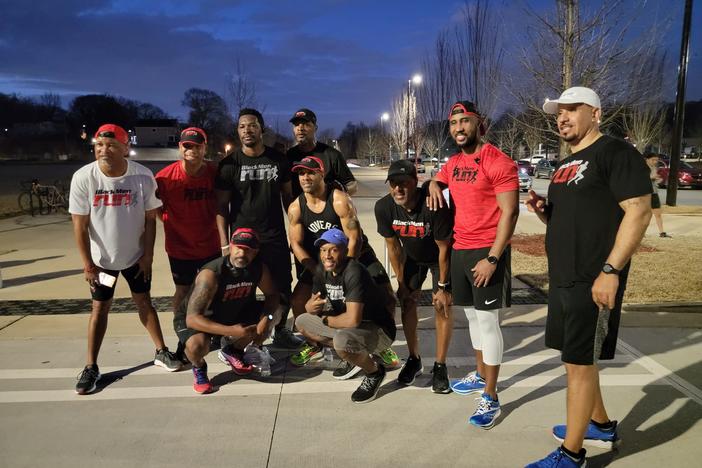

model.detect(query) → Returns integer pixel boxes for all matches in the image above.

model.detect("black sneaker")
[154,347,183,372]
[272,327,304,349]
[75,365,101,395]
[333,360,363,380]
[397,355,423,385]
[431,361,451,394]
[351,364,386,404]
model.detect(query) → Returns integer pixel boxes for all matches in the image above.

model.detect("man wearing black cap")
[174,227,281,394]
[295,228,396,403]
[70,123,182,395]
[215,108,302,349]
[287,108,357,197]
[156,127,219,362]
[427,101,519,430]
[375,159,454,393]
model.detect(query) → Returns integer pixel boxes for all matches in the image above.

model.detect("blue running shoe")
[525,447,586,467]
[469,393,501,429]
[450,371,486,395]
[553,420,620,449]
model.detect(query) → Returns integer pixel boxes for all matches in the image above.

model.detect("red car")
[657,160,702,188]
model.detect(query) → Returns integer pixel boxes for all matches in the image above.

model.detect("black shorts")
[451,246,511,310]
[174,300,264,346]
[545,281,624,365]
[403,258,440,293]
[651,193,661,209]
[258,237,293,299]
[168,254,219,286]
[91,262,150,302]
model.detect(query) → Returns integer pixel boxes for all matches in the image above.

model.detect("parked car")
[657,160,702,188]
[518,171,532,192]
[517,159,535,176]
[534,158,557,179]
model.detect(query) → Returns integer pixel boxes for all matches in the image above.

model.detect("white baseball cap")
[543,86,601,114]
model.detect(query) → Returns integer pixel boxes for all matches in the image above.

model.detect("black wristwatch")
[487,255,499,265]
[602,263,620,275]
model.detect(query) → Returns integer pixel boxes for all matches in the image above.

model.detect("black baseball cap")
[180,127,207,145]
[230,227,260,249]
[385,159,417,182]
[292,156,325,174]
[290,108,317,125]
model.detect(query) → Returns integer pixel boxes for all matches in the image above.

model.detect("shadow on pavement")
[0,255,64,268]
[93,361,154,392]
[2,269,82,287]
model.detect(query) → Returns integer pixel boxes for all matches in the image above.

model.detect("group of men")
[68,86,653,468]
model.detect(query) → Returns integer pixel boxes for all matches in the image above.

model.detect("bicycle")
[17,179,69,216]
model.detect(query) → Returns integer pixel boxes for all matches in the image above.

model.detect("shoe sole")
[153,359,182,372]
[450,386,485,395]
[333,365,363,380]
[193,385,213,394]
[397,367,423,386]
[431,383,452,394]
[217,351,254,375]
[75,374,101,395]
[469,408,501,430]
[352,373,386,404]
[290,352,324,367]
[553,432,620,449]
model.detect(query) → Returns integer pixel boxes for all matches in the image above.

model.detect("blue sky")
[0,0,699,133]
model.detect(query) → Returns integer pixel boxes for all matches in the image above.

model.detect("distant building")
[134,119,179,147]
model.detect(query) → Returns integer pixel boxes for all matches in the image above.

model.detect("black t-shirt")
[175,256,263,325]
[287,142,356,197]
[312,259,397,340]
[374,182,454,264]
[215,147,291,243]
[545,135,652,286]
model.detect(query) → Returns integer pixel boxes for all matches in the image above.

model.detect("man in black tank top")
[287,156,399,373]
[173,228,281,394]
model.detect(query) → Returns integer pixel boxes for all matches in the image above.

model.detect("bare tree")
[490,114,522,159]
[225,58,263,114]
[418,31,452,160]
[389,94,409,160]
[317,128,336,145]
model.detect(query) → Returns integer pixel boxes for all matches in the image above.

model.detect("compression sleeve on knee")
[463,307,482,351]
[474,308,503,366]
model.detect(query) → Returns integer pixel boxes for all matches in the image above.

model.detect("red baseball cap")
[180,127,207,145]
[230,227,260,249]
[292,156,325,174]
[94,124,129,145]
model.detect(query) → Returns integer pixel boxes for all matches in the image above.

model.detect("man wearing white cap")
[525,87,652,468]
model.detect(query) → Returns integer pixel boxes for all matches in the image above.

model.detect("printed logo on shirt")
[184,187,213,201]
[308,220,338,233]
[451,166,478,183]
[325,283,345,302]
[551,160,589,186]
[391,220,428,238]
[92,189,134,207]
[240,164,279,182]
[222,281,254,301]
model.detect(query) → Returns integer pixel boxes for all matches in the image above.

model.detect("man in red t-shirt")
[156,127,220,359]
[428,101,519,430]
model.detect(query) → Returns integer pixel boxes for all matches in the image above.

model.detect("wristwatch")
[487,255,499,265]
[602,263,620,275]
[322,316,329,326]
[437,281,450,291]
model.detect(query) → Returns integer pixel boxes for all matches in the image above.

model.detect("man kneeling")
[295,228,396,403]
[174,228,280,393]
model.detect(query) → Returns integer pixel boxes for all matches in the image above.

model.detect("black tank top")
[206,255,263,318]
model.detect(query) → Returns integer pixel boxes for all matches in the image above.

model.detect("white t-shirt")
[69,160,162,270]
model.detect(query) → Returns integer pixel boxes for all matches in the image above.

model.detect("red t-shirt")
[155,161,219,260]
[436,143,518,250]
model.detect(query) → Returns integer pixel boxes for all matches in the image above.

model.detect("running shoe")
[192,365,212,394]
[75,365,101,395]
[469,393,501,429]
[333,360,363,380]
[290,343,323,367]
[525,447,587,467]
[154,347,183,372]
[431,361,451,394]
[218,346,254,375]
[450,371,486,395]
[272,327,304,349]
[553,420,620,449]
[351,364,386,404]
[397,355,423,385]
[378,347,400,368]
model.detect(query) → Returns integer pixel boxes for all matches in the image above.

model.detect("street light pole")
[405,74,422,160]
[380,112,389,164]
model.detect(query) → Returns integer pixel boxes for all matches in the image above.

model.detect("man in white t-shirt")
[69,123,182,395]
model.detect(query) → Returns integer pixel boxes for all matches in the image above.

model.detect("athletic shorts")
[91,262,150,302]
[294,313,392,355]
[403,258,440,293]
[651,193,661,209]
[174,300,264,346]
[451,246,511,310]
[168,254,219,286]
[257,237,293,300]
[545,281,624,365]
[296,248,391,287]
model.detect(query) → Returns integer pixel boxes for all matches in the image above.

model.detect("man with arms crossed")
[375,159,453,393]
[428,101,519,429]
[525,87,651,468]
[70,124,181,395]
[175,228,280,394]
[295,229,397,403]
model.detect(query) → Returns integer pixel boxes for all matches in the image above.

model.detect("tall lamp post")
[380,112,389,164]
[405,74,422,160]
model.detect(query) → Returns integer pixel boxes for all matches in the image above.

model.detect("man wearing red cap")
[174,227,281,394]
[69,123,181,396]
[428,101,519,429]
[155,127,219,361]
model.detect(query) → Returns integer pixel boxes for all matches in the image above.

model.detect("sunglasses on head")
[97,131,116,139]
